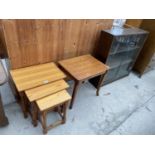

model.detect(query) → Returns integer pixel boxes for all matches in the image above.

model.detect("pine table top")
[59,55,109,81]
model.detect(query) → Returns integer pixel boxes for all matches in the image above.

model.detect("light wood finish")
[58,54,109,109]
[25,80,69,102]
[10,62,66,92]
[1,19,113,69]
[10,62,66,121]
[36,90,71,111]
[59,54,109,81]
[40,102,69,134]
[126,19,143,28]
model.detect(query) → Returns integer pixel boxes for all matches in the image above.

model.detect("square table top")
[36,90,71,111]
[58,54,109,81]
[25,79,69,102]
[10,62,66,92]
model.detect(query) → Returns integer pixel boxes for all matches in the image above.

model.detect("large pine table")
[59,55,109,109]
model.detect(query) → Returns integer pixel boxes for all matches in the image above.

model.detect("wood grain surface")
[126,19,143,27]
[133,19,155,75]
[59,54,109,80]
[10,62,66,91]
[36,90,71,111]
[25,80,69,102]
[1,19,113,69]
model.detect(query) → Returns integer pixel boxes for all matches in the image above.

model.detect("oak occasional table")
[10,62,66,125]
[58,54,109,109]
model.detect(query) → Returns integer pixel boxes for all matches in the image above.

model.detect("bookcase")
[90,27,148,87]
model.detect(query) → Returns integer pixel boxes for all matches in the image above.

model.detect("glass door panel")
[116,62,132,79]
[110,35,142,55]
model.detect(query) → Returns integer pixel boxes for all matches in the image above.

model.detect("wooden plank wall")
[126,19,143,27]
[1,19,113,69]
[133,19,155,75]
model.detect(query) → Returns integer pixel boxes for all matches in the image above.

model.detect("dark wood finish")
[58,55,109,109]
[90,27,148,87]
[32,102,38,127]
[8,73,20,101]
[19,92,28,118]
[96,72,107,96]
[70,81,81,109]
[62,103,67,124]
[133,20,155,76]
[1,19,113,69]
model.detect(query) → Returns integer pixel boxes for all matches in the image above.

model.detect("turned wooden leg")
[32,102,38,127]
[62,102,68,124]
[96,73,106,96]
[69,80,81,109]
[42,111,47,134]
[58,105,63,114]
[19,92,28,118]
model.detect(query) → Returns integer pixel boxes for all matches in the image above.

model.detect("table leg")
[42,111,47,134]
[62,102,67,124]
[69,80,81,109]
[32,102,38,127]
[96,73,106,96]
[19,92,28,118]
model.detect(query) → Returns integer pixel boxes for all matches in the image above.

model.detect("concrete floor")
[0,70,155,135]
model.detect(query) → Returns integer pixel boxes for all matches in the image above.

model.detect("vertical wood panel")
[133,19,155,75]
[126,19,143,27]
[2,19,113,69]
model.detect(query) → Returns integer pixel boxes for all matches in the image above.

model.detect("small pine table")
[58,54,109,109]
